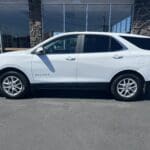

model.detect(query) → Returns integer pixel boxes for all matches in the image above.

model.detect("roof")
[58,31,150,38]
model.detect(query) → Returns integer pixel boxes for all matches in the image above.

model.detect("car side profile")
[0,32,150,101]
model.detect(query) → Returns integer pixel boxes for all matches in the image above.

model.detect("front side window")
[121,36,150,50]
[84,35,123,53]
[43,35,78,54]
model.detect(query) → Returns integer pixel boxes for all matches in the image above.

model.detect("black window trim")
[81,34,128,53]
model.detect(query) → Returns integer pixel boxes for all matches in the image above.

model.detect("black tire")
[0,71,30,99]
[111,73,144,101]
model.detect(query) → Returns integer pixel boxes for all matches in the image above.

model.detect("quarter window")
[84,35,123,53]
[121,36,150,50]
[43,35,78,54]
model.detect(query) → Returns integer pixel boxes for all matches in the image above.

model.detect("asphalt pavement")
[0,90,150,150]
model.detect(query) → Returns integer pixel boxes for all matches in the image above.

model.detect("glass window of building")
[43,4,64,40]
[0,0,30,51]
[111,4,133,33]
[42,0,134,39]
[65,5,86,32]
[88,5,109,31]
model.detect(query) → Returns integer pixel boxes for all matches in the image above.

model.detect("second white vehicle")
[0,32,150,101]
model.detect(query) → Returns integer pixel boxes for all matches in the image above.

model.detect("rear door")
[77,34,127,83]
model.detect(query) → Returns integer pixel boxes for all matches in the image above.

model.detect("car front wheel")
[111,74,144,101]
[0,71,29,99]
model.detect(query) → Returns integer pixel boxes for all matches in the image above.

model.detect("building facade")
[0,0,149,51]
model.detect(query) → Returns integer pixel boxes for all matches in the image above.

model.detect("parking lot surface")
[0,90,150,150]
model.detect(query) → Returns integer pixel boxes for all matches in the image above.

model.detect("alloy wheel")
[2,75,24,97]
[117,78,138,98]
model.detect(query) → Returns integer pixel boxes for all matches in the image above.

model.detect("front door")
[31,35,80,83]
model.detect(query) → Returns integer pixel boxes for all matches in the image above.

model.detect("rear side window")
[84,35,123,53]
[121,36,150,50]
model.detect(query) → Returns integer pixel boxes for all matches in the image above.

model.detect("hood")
[0,49,32,69]
[0,49,30,56]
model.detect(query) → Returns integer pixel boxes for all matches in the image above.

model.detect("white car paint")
[31,53,78,83]
[0,32,150,85]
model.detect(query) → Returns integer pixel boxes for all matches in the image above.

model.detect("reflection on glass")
[0,3,30,51]
[65,5,86,32]
[88,5,109,31]
[42,0,134,4]
[111,5,132,33]
[43,4,63,40]
[42,3,133,39]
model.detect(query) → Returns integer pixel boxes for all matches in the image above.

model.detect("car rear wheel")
[111,73,144,101]
[0,71,29,99]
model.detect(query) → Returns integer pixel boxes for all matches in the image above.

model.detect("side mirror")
[35,47,44,55]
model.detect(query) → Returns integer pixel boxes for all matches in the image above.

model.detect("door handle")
[66,57,76,61]
[113,55,124,59]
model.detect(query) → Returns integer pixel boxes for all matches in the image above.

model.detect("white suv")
[0,32,150,101]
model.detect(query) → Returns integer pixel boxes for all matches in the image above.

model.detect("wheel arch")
[0,67,30,84]
[110,70,145,85]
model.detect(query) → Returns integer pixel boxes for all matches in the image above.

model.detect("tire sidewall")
[0,71,28,99]
[111,74,143,101]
